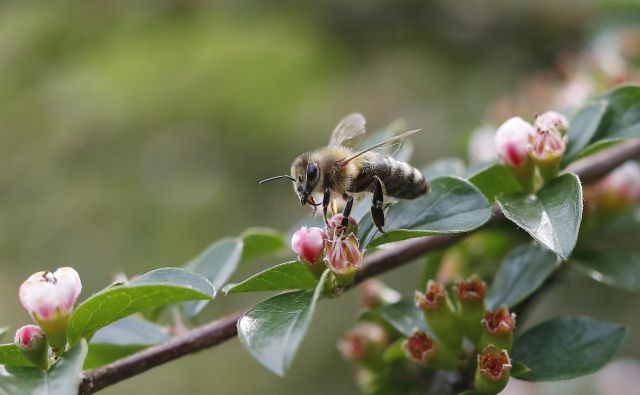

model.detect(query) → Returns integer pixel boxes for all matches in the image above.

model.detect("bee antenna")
[259,175,295,185]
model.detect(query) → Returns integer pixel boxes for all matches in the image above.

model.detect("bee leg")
[322,187,331,226]
[371,176,385,233]
[336,195,354,237]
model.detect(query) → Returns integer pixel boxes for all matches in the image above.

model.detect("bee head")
[291,154,321,206]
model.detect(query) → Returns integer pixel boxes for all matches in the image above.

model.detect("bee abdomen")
[349,155,428,199]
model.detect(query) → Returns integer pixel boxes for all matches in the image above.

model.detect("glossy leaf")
[566,85,640,162]
[374,299,429,337]
[572,251,640,292]
[487,244,559,309]
[497,173,582,260]
[239,228,286,265]
[183,238,243,317]
[0,340,88,395]
[468,163,523,203]
[237,270,329,376]
[564,100,608,163]
[224,261,319,294]
[360,177,492,247]
[68,268,213,345]
[0,344,34,368]
[512,317,625,381]
[421,158,466,180]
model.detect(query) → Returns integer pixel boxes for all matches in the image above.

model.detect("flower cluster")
[412,276,515,394]
[494,111,569,190]
[291,213,364,285]
[14,267,83,369]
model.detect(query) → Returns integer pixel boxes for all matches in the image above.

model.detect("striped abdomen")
[348,153,429,199]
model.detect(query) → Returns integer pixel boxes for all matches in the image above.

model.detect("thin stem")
[79,139,640,394]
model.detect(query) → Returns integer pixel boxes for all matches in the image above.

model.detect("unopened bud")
[337,322,388,370]
[475,346,512,394]
[530,128,567,182]
[402,329,458,370]
[598,161,640,213]
[327,214,358,237]
[291,227,327,276]
[19,267,82,350]
[14,325,49,369]
[325,233,363,286]
[479,305,516,351]
[415,281,462,349]
[455,276,487,345]
[359,279,401,309]
[494,117,535,191]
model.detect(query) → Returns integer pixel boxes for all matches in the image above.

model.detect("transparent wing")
[339,129,421,166]
[329,113,367,146]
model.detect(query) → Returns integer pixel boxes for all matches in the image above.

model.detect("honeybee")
[260,113,429,233]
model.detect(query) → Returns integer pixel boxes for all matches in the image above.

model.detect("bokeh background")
[2,1,640,394]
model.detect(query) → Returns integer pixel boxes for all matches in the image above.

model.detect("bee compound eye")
[307,163,318,180]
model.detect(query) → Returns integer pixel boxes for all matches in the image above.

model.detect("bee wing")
[339,129,422,166]
[329,113,367,146]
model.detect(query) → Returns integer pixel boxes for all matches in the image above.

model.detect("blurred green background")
[1,1,640,394]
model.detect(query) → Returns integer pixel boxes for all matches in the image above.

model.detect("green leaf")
[382,339,406,363]
[566,85,640,162]
[0,344,34,368]
[239,228,286,265]
[487,244,559,309]
[68,268,213,345]
[84,316,169,369]
[572,251,640,292]
[223,261,319,294]
[360,177,492,248]
[0,340,88,395]
[512,317,625,381]
[468,163,523,203]
[183,238,243,318]
[564,100,608,163]
[511,361,532,377]
[237,270,329,376]
[421,158,466,180]
[374,299,429,337]
[497,173,583,260]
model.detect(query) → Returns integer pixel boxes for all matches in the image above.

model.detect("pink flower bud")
[19,267,82,349]
[530,129,566,161]
[494,117,534,167]
[14,325,49,369]
[327,214,358,236]
[325,233,363,285]
[14,324,46,349]
[534,111,569,135]
[291,227,327,265]
[598,161,640,211]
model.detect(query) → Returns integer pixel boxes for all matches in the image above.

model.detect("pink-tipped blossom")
[337,322,388,363]
[14,325,49,369]
[530,129,566,161]
[327,214,358,236]
[19,267,82,349]
[325,233,363,285]
[291,227,327,265]
[494,117,534,167]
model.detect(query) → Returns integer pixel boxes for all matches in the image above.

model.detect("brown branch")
[79,138,640,394]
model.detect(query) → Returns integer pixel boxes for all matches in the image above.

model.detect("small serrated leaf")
[512,317,625,381]
[224,261,319,294]
[497,173,583,260]
[68,268,213,345]
[487,243,559,309]
[237,270,329,376]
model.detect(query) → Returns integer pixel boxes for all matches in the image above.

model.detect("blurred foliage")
[1,1,640,394]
